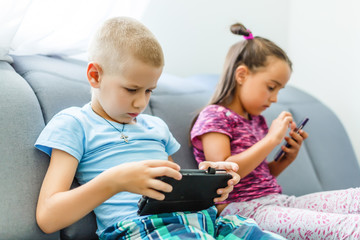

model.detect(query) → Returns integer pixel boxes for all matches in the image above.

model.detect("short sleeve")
[190,105,233,150]
[165,130,180,156]
[140,114,180,157]
[35,111,85,161]
[156,117,180,156]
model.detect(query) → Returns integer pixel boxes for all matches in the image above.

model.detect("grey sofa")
[1,54,359,240]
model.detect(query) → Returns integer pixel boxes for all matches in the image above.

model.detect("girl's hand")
[199,161,240,203]
[267,111,295,145]
[105,160,182,200]
[278,128,309,163]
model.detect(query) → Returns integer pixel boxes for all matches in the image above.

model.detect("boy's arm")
[37,149,182,234]
[36,149,119,233]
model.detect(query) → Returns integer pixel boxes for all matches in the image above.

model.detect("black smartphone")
[273,117,309,161]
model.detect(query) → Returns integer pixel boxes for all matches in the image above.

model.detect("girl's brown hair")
[189,23,292,144]
[210,23,292,106]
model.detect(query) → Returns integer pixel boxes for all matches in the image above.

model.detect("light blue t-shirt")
[35,103,180,235]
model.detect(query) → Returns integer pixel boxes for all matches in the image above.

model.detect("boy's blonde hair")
[88,17,164,73]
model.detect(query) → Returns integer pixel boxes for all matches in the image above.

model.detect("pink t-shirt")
[191,105,282,204]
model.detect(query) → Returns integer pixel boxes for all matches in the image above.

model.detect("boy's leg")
[100,207,219,240]
[215,215,286,240]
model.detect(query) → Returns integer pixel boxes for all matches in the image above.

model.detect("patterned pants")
[221,188,360,240]
[99,206,285,240]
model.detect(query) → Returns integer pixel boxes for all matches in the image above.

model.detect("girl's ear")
[234,65,249,85]
[87,62,102,88]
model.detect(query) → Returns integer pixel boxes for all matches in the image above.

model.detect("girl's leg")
[221,194,360,240]
[285,188,360,214]
[252,204,360,240]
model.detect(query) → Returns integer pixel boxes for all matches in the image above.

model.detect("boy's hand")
[199,161,240,203]
[107,160,182,201]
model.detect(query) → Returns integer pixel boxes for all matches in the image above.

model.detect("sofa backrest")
[3,54,359,240]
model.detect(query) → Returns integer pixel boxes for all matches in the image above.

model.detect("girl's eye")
[268,86,275,91]
[146,89,153,94]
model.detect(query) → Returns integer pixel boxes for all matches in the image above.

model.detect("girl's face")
[90,57,162,124]
[231,57,291,118]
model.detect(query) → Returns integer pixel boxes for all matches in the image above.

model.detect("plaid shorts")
[99,206,286,240]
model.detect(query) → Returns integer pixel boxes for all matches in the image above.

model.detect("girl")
[190,23,360,239]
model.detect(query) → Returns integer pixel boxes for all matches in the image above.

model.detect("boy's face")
[91,57,162,124]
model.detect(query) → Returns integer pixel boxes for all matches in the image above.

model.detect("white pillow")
[0,0,32,62]
[10,0,150,60]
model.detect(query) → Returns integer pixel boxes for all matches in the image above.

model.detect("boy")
[35,17,284,239]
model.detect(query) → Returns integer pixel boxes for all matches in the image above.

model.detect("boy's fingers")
[151,167,182,180]
[148,179,173,193]
[199,161,239,172]
[228,171,240,185]
[199,161,218,170]
[143,188,166,201]
[145,160,181,170]
[214,193,229,203]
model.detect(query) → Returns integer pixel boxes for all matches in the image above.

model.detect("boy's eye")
[146,89,153,93]
[126,88,137,92]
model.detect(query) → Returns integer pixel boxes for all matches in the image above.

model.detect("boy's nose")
[133,94,147,109]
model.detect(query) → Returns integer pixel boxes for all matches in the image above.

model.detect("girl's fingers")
[299,129,309,139]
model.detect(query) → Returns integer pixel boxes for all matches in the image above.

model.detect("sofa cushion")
[0,61,58,239]
[8,54,360,240]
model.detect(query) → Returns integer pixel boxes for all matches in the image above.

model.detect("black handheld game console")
[137,167,232,216]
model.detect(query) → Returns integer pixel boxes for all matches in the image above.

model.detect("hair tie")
[243,31,254,40]
[230,23,254,40]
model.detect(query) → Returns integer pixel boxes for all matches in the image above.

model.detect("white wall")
[141,0,291,76]
[139,0,360,164]
[287,0,360,164]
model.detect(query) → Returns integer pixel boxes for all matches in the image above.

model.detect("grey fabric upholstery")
[0,54,358,239]
[0,61,58,240]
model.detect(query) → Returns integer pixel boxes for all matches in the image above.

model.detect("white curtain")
[0,0,150,62]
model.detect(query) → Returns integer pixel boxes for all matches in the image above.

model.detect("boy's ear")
[234,65,249,85]
[87,62,102,88]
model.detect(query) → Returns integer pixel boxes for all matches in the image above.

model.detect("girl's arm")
[200,132,278,178]
[200,111,294,178]
[37,149,182,234]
